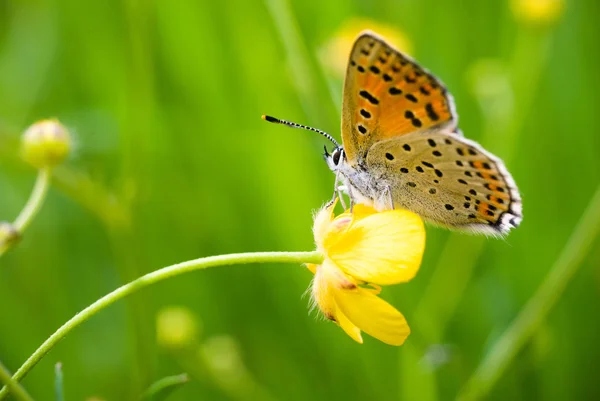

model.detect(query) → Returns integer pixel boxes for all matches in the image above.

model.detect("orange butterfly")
[264,31,522,236]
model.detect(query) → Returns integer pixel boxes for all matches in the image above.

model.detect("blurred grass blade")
[54,363,63,401]
[458,185,600,401]
[263,0,336,128]
[140,373,189,401]
[399,343,439,401]
[0,361,33,401]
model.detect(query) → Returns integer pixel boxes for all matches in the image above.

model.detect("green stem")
[0,251,323,400]
[54,363,64,401]
[0,361,34,401]
[0,167,52,257]
[457,185,600,401]
[140,373,188,400]
[13,168,52,232]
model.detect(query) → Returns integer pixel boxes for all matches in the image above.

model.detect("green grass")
[1,0,599,400]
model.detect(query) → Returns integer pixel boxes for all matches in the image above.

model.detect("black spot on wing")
[359,90,379,105]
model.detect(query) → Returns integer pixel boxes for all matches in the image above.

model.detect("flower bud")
[202,335,246,382]
[21,119,72,168]
[156,306,200,349]
[0,221,20,248]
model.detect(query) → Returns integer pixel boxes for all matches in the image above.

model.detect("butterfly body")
[325,31,522,236]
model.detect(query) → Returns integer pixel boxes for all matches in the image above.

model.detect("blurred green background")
[1,0,599,400]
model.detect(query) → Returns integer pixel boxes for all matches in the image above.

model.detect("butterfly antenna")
[262,115,340,148]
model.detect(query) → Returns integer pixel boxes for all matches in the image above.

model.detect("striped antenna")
[262,115,340,148]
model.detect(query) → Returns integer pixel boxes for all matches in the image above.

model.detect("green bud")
[0,222,20,248]
[21,119,72,168]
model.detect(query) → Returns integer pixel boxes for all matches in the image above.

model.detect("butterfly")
[264,31,522,236]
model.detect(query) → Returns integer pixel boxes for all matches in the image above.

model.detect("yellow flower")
[156,306,200,349]
[510,0,565,25]
[307,201,425,345]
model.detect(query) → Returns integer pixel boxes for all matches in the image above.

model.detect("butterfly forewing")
[341,31,458,165]
[366,133,522,235]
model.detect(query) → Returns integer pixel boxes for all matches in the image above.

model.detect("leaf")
[140,373,189,401]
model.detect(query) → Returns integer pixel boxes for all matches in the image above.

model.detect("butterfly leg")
[332,168,348,210]
[385,185,395,210]
[346,185,355,213]
[324,196,336,209]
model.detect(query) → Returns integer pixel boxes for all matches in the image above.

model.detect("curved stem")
[140,373,189,400]
[0,251,323,400]
[13,168,52,232]
[0,361,34,401]
[0,168,52,257]
[457,185,600,400]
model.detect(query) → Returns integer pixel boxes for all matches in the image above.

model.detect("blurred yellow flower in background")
[307,201,425,346]
[510,0,565,25]
[320,18,413,78]
[156,306,201,349]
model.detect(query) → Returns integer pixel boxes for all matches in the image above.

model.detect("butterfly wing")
[366,132,522,235]
[341,31,458,166]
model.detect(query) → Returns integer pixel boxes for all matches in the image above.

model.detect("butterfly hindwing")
[341,31,458,166]
[366,132,522,235]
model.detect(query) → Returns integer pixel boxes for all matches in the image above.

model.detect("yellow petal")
[361,283,382,295]
[333,286,410,346]
[347,203,378,219]
[329,209,425,285]
[313,200,336,250]
[336,308,363,343]
[311,264,337,321]
[311,262,363,343]
[306,263,317,274]
[321,216,352,252]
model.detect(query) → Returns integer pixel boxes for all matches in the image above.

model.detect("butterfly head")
[323,145,345,172]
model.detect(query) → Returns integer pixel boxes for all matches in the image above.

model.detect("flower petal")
[313,200,336,250]
[336,307,363,343]
[333,287,410,346]
[312,262,364,343]
[321,215,353,252]
[311,266,336,321]
[329,209,425,285]
[347,203,378,219]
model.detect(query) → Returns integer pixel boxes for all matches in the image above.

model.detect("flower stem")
[13,168,52,232]
[0,167,52,257]
[0,361,34,401]
[457,185,600,401]
[0,251,323,400]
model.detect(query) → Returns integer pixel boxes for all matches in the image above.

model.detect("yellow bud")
[0,222,20,248]
[156,306,200,349]
[202,336,245,378]
[510,0,565,25]
[21,119,72,168]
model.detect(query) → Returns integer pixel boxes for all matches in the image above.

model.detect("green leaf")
[140,374,189,401]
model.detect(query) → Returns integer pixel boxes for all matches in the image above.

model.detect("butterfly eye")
[332,148,342,166]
